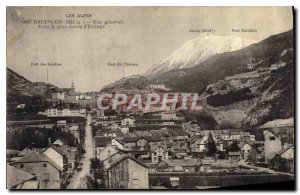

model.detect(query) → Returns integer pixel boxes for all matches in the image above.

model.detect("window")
[269,136,276,141]
[20,164,24,168]
[153,157,157,162]
[43,163,47,167]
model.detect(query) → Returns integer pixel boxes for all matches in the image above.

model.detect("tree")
[206,132,217,157]
[248,148,258,164]
[228,140,240,152]
[90,158,106,188]
[269,155,289,172]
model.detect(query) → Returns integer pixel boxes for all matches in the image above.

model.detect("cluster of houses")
[91,112,294,189]
[50,82,94,101]
[7,139,80,189]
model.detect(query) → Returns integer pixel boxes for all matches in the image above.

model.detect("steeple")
[70,82,75,95]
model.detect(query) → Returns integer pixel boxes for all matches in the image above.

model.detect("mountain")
[6,68,58,118]
[7,67,35,98]
[101,75,150,92]
[200,55,294,128]
[7,68,58,98]
[102,30,294,128]
[150,30,293,93]
[147,34,255,76]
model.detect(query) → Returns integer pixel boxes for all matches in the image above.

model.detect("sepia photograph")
[6,6,295,190]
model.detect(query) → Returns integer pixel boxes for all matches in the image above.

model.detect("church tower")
[70,82,75,95]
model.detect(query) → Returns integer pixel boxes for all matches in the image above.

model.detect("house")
[156,159,201,173]
[51,90,66,100]
[121,125,129,134]
[121,116,135,127]
[111,137,124,150]
[17,147,45,157]
[57,120,67,127]
[110,123,121,131]
[123,136,162,151]
[69,125,80,141]
[199,135,208,152]
[7,165,39,189]
[279,144,294,160]
[97,145,120,161]
[46,108,86,117]
[43,145,68,172]
[222,132,241,142]
[107,156,149,189]
[172,141,189,159]
[264,130,282,162]
[151,145,168,163]
[102,152,126,170]
[53,139,65,146]
[269,144,294,173]
[239,141,253,161]
[12,151,63,189]
[240,132,255,142]
[260,118,294,129]
[183,120,200,136]
[57,145,79,173]
[18,147,33,157]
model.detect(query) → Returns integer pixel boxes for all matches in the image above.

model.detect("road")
[68,114,94,189]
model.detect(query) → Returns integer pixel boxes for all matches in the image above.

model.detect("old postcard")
[6,6,294,190]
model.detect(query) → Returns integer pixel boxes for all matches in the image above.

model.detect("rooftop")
[7,165,36,189]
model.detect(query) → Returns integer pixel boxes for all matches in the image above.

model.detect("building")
[95,136,113,152]
[97,145,120,161]
[183,120,201,136]
[43,145,68,172]
[123,136,162,152]
[12,151,63,189]
[221,132,241,142]
[149,84,166,90]
[107,156,149,189]
[102,152,126,170]
[156,159,201,173]
[239,142,253,161]
[68,125,80,141]
[57,120,67,127]
[121,116,135,126]
[264,130,282,162]
[7,165,39,189]
[53,139,65,146]
[150,145,168,163]
[111,138,124,150]
[260,118,294,129]
[279,144,294,160]
[46,108,86,117]
[51,90,66,100]
[121,125,129,134]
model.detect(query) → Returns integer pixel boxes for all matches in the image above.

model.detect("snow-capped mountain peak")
[147,34,256,76]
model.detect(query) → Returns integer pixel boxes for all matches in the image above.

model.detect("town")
[6,82,294,189]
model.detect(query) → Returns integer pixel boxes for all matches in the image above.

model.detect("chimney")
[283,142,288,149]
[48,138,51,144]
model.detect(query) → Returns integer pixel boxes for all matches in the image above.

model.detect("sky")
[7,6,293,92]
